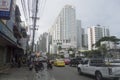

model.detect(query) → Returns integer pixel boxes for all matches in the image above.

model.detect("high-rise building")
[83,34,88,49]
[49,5,76,51]
[81,28,88,50]
[88,25,110,50]
[38,33,48,52]
[46,33,52,53]
[76,20,82,50]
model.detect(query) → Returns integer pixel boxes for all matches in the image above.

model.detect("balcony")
[13,24,22,38]
[21,28,27,38]
[0,21,17,44]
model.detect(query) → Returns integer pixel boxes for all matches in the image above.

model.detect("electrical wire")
[38,0,47,19]
[32,0,36,17]
[21,0,28,22]
[27,0,32,36]
[39,0,43,16]
[27,0,30,19]
[41,0,47,18]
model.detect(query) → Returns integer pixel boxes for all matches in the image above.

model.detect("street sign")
[0,0,12,20]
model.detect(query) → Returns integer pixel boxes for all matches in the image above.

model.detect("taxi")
[54,59,65,67]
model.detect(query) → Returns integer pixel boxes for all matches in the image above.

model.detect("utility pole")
[31,0,39,53]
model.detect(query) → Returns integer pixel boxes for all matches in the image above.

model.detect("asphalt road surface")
[48,65,94,80]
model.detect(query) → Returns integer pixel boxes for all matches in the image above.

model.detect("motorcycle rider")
[34,53,44,73]
[47,59,53,69]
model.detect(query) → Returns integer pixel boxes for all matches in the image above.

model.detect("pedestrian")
[29,61,33,71]
[17,57,21,68]
[11,56,16,68]
[28,54,34,71]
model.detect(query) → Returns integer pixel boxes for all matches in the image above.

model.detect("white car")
[77,58,120,80]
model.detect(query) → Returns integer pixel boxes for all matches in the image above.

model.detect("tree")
[95,36,120,47]
[57,46,62,54]
[58,46,62,51]
[98,44,107,57]
[70,53,75,58]
[68,47,73,51]
[60,55,64,58]
[94,36,120,58]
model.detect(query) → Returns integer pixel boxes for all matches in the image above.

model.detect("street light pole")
[31,0,39,53]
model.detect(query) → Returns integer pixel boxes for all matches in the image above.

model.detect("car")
[64,58,70,65]
[69,57,82,67]
[54,59,65,67]
[77,58,120,80]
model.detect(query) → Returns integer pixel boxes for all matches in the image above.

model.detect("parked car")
[54,59,65,67]
[77,58,120,80]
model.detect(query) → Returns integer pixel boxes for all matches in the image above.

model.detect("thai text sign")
[0,0,12,20]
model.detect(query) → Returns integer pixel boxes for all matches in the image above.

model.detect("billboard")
[0,0,12,20]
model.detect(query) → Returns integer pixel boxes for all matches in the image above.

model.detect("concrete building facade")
[0,1,28,69]
[88,25,110,50]
[49,5,76,54]
[76,20,82,50]
[37,33,48,53]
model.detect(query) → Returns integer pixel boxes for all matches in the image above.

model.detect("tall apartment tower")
[76,20,82,50]
[50,5,76,50]
[38,33,48,52]
[81,28,88,50]
[88,25,110,50]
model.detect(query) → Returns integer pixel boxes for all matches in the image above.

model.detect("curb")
[0,67,10,73]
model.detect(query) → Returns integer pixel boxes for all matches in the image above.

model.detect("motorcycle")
[29,63,33,71]
[34,61,44,73]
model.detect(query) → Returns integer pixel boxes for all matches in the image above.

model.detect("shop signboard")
[0,0,12,20]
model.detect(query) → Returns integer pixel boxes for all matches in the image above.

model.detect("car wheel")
[78,68,82,75]
[95,72,103,80]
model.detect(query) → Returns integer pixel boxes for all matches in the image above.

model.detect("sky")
[17,0,120,42]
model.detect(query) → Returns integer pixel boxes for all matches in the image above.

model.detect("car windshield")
[64,58,70,61]
[57,59,64,61]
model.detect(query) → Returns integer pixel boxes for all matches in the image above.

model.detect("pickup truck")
[77,58,120,80]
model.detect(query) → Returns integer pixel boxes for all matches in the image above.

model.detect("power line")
[21,0,28,21]
[27,0,30,19]
[38,0,47,19]
[39,0,43,16]
[30,0,47,52]
[41,0,47,18]
[32,0,36,17]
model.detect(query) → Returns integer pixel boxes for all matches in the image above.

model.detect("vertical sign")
[0,0,12,20]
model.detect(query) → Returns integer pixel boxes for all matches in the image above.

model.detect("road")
[0,64,94,80]
[47,65,94,80]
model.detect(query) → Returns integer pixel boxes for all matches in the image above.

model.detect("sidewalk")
[0,67,35,80]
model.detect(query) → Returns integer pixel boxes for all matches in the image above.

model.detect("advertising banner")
[0,0,12,20]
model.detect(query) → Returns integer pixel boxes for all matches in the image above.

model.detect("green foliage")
[81,36,120,59]
[98,44,107,53]
[60,55,64,58]
[58,46,62,51]
[95,36,120,47]
[81,50,102,58]
[68,47,73,51]
[70,53,75,58]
